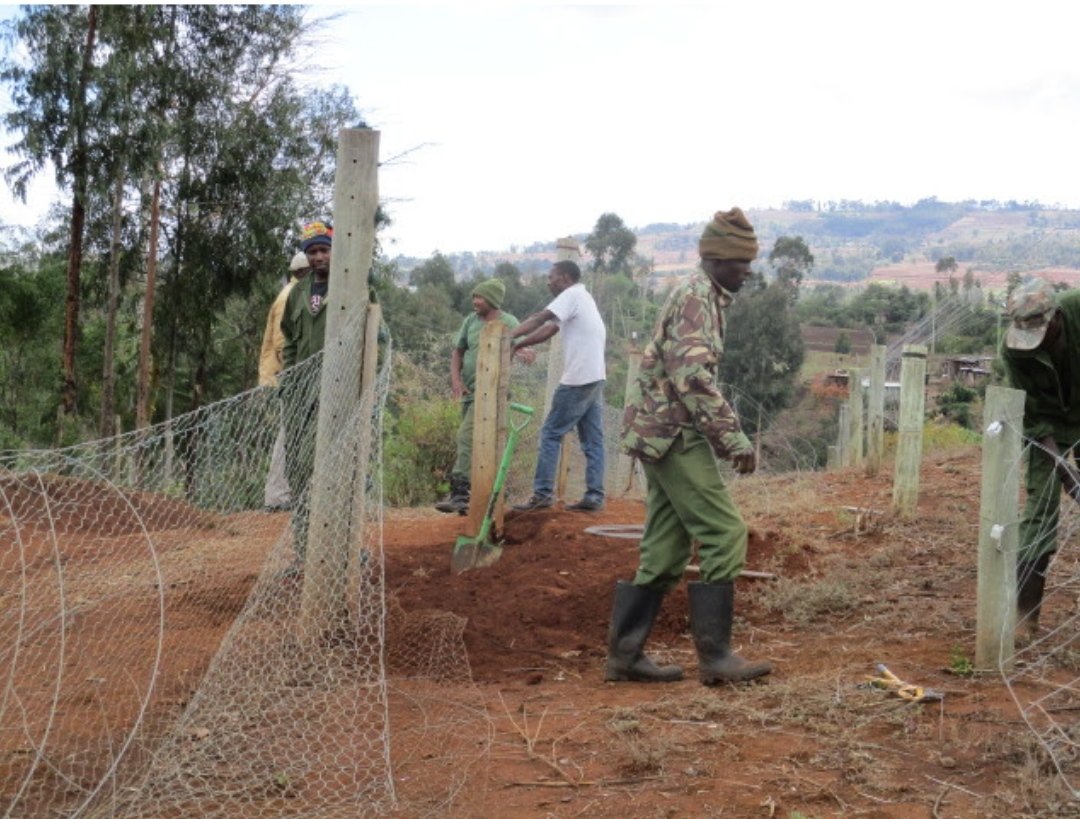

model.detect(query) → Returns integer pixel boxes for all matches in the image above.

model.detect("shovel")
[451,402,535,574]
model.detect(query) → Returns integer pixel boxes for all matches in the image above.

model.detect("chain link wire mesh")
[999,431,1080,798]
[9,295,1080,813]
[0,310,491,817]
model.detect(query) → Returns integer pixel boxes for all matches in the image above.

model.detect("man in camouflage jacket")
[606,208,773,686]
[1000,278,1080,638]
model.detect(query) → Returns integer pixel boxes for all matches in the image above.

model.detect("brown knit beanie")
[699,207,759,261]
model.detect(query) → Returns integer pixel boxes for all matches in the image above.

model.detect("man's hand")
[731,448,757,475]
[513,347,536,365]
[452,381,468,400]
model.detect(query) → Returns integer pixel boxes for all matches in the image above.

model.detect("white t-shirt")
[547,283,607,385]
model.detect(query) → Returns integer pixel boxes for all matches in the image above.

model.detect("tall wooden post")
[847,368,865,467]
[543,236,581,501]
[975,386,1025,670]
[866,345,886,477]
[892,344,927,517]
[468,321,511,534]
[300,128,379,636]
[614,344,642,495]
[837,405,850,468]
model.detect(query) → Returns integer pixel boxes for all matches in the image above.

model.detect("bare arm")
[510,308,559,350]
[450,347,466,398]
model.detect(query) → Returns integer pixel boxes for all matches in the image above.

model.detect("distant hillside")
[391,199,1080,291]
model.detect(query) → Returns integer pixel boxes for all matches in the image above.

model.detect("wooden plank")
[866,344,886,477]
[848,367,865,466]
[891,344,927,517]
[300,128,379,637]
[467,321,510,534]
[614,344,642,495]
[975,386,1025,670]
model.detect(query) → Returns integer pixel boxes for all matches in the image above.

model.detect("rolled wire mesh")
[999,431,1080,797]
[0,306,488,817]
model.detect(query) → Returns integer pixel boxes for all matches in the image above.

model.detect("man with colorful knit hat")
[435,278,533,514]
[1001,278,1080,639]
[608,207,772,685]
[259,250,311,511]
[279,220,333,566]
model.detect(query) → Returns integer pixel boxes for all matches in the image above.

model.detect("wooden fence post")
[837,404,850,468]
[468,322,511,534]
[300,128,379,637]
[542,236,581,501]
[975,386,1025,670]
[848,368,865,467]
[891,344,927,517]
[866,345,886,477]
[614,344,642,495]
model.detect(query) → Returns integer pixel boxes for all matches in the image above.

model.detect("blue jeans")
[533,380,606,501]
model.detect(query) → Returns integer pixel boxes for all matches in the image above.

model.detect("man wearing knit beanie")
[609,207,772,686]
[279,221,334,567]
[435,277,533,514]
[258,250,312,512]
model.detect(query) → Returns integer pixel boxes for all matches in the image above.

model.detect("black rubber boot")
[604,581,683,682]
[434,475,470,515]
[1017,552,1052,639]
[688,580,772,685]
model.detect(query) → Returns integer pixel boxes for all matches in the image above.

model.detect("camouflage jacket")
[1001,289,1080,442]
[621,271,752,463]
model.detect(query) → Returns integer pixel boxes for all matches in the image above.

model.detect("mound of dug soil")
[382,499,810,681]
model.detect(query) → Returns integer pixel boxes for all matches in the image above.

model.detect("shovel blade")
[451,536,503,574]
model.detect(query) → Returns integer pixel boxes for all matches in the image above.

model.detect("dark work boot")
[688,581,772,685]
[604,581,683,683]
[1016,552,1052,640]
[434,475,470,515]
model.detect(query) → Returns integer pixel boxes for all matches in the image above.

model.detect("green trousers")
[451,400,475,478]
[1020,439,1077,562]
[634,428,747,591]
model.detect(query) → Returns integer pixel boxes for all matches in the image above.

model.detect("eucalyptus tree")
[2,5,100,434]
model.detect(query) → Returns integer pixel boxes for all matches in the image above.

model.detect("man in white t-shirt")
[510,260,607,511]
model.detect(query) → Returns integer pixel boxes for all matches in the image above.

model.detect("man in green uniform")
[435,278,531,514]
[611,207,773,685]
[279,220,333,565]
[1000,278,1080,638]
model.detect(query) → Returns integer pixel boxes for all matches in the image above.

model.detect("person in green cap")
[609,207,773,686]
[435,278,534,514]
[1000,278,1080,639]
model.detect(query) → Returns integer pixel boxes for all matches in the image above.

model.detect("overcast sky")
[4,2,1080,259]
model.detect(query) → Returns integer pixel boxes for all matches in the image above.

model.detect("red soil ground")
[5,447,1077,817]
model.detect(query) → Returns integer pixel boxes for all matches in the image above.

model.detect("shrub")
[383,397,460,506]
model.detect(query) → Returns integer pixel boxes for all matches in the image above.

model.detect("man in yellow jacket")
[259,251,310,510]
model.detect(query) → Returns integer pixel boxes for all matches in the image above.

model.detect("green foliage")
[948,646,975,678]
[833,332,851,355]
[768,235,814,293]
[935,383,981,429]
[719,280,805,427]
[585,212,636,275]
[382,397,460,505]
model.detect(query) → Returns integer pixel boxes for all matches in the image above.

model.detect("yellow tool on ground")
[866,663,944,703]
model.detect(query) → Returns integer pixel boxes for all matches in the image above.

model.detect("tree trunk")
[100,168,124,439]
[57,5,99,437]
[136,174,161,430]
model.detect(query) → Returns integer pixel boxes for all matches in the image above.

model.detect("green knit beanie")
[471,278,505,309]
